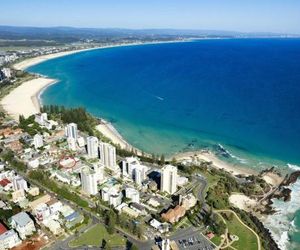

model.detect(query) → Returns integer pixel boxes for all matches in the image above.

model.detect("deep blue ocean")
[28,39,300,249]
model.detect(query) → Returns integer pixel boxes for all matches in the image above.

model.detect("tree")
[171,157,177,165]
[160,154,165,165]
[130,244,139,250]
[107,210,116,234]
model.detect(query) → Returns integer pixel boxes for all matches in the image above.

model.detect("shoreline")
[2,39,287,183]
[12,39,190,71]
[95,120,146,157]
[1,77,58,120]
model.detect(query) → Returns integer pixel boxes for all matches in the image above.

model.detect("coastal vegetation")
[18,114,49,136]
[0,204,21,224]
[177,162,279,249]
[1,149,27,172]
[41,105,97,136]
[96,205,145,239]
[218,210,258,250]
[28,169,89,207]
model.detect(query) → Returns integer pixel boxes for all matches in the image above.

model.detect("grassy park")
[221,211,259,250]
[69,224,126,248]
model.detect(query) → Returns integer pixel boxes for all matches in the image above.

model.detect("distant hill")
[0,26,294,43]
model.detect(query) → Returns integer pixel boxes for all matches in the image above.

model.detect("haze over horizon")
[1,0,300,35]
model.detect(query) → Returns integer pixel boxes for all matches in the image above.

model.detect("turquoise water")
[28,39,300,249]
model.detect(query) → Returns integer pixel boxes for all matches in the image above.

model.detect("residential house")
[10,212,36,239]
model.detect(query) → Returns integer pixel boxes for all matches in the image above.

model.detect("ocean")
[28,38,300,249]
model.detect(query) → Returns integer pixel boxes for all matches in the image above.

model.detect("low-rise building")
[64,211,84,229]
[121,206,139,218]
[161,205,186,224]
[28,186,40,196]
[12,189,26,203]
[33,203,51,222]
[43,219,63,235]
[130,202,146,215]
[28,194,51,210]
[149,219,169,234]
[27,158,39,169]
[10,212,36,239]
[147,198,160,208]
[125,187,140,203]
[181,194,197,210]
[0,229,22,250]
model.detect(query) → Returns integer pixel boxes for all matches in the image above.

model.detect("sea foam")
[264,179,300,250]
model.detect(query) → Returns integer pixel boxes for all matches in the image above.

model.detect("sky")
[1,0,300,34]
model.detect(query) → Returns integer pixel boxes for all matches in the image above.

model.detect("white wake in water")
[263,173,300,250]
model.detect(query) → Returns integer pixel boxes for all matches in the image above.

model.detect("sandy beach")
[13,40,184,71]
[229,193,258,212]
[1,77,57,120]
[172,150,257,176]
[13,48,101,71]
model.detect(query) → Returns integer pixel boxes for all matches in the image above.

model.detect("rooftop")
[0,222,8,235]
[11,212,32,227]
[0,229,18,241]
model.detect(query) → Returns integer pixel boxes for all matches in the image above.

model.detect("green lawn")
[223,212,258,250]
[69,224,126,248]
[210,235,222,246]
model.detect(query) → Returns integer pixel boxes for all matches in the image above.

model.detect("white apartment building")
[160,165,178,194]
[0,229,21,250]
[10,212,36,240]
[81,167,98,195]
[125,187,140,203]
[12,176,28,191]
[33,134,43,149]
[34,113,48,126]
[101,186,122,207]
[122,157,148,185]
[67,137,77,151]
[86,136,99,158]
[34,113,57,130]
[65,123,78,140]
[99,142,117,170]
[92,163,105,183]
[1,68,11,78]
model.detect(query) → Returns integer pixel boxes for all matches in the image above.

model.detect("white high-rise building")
[67,137,77,151]
[101,186,122,207]
[81,167,98,195]
[160,165,177,194]
[86,136,99,158]
[99,142,117,170]
[33,134,43,149]
[92,163,105,183]
[122,157,148,184]
[134,168,146,186]
[66,123,78,141]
